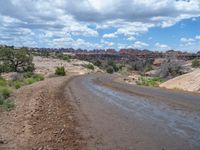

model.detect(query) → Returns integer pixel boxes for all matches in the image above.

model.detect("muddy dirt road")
[67,74,200,150]
[0,73,200,150]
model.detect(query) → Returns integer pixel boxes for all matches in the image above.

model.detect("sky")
[0,0,200,52]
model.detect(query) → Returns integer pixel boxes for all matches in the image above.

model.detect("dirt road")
[67,74,200,150]
[0,73,200,150]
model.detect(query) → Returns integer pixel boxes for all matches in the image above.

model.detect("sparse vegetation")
[0,77,7,86]
[103,61,120,74]
[14,80,23,89]
[24,78,35,85]
[0,98,15,111]
[144,65,153,73]
[192,59,200,68]
[8,73,44,89]
[158,58,183,78]
[83,64,95,70]
[136,76,163,87]
[0,77,14,111]
[94,60,102,67]
[40,51,50,58]
[63,55,71,62]
[0,86,11,99]
[130,59,153,73]
[107,61,119,72]
[55,52,71,62]
[55,66,66,76]
[0,73,44,111]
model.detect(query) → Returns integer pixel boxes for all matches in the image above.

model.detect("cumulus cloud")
[131,41,149,49]
[103,33,117,38]
[155,42,171,50]
[117,43,128,49]
[0,0,200,49]
[196,35,200,40]
[101,39,115,48]
[180,37,195,42]
[66,0,200,23]
[127,36,136,41]
[0,0,99,48]
[177,35,200,51]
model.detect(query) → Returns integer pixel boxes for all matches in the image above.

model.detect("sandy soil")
[0,75,86,150]
[160,69,200,93]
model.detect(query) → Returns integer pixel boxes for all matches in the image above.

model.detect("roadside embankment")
[0,75,86,150]
[160,69,200,93]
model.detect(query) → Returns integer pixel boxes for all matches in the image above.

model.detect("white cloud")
[177,35,200,51]
[103,33,117,38]
[179,42,200,52]
[132,41,149,49]
[180,37,195,42]
[117,43,127,49]
[127,36,136,41]
[114,22,155,37]
[0,0,200,49]
[192,18,197,21]
[49,37,103,50]
[101,39,114,47]
[155,42,171,50]
[195,35,200,40]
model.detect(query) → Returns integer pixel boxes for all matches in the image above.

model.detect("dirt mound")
[160,69,200,92]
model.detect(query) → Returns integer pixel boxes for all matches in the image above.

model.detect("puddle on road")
[82,76,200,147]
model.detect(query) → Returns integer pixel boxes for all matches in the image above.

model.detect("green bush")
[63,55,71,62]
[24,78,35,85]
[84,64,95,70]
[118,64,126,70]
[23,72,44,81]
[107,61,119,72]
[0,78,7,86]
[136,77,163,87]
[0,77,14,111]
[1,99,15,111]
[6,73,44,89]
[94,60,102,67]
[9,73,44,89]
[0,86,11,99]
[23,72,34,78]
[55,66,66,76]
[32,74,44,81]
[55,53,71,62]
[192,59,200,68]
[0,99,3,105]
[106,66,114,74]
[14,81,23,89]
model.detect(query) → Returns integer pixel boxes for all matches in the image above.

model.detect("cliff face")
[160,69,200,93]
